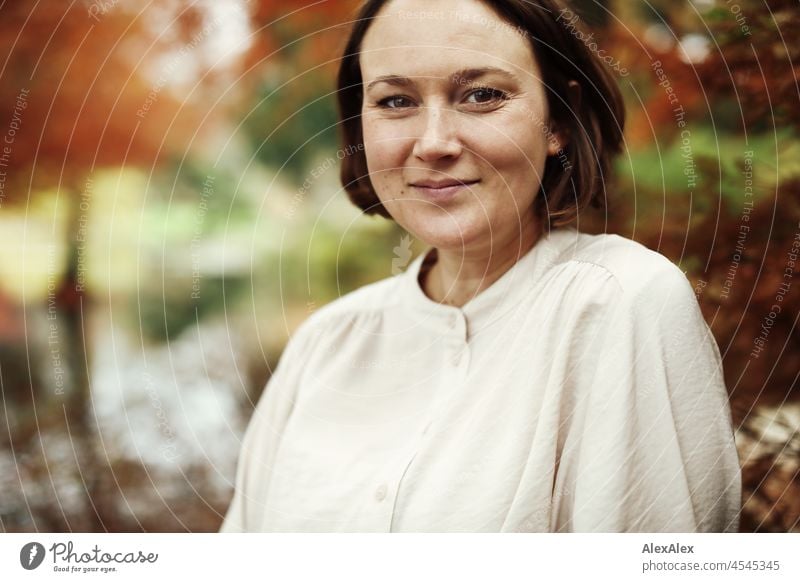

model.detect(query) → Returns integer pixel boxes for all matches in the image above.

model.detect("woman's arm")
[552,264,742,532]
[219,325,309,533]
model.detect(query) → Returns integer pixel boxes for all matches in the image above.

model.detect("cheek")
[362,121,415,207]
[362,118,406,173]
[469,125,549,190]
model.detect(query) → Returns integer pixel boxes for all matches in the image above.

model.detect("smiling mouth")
[410,180,480,201]
[411,179,479,188]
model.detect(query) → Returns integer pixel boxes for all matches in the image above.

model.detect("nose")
[411,105,462,162]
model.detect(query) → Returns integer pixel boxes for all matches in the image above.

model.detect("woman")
[221,0,741,532]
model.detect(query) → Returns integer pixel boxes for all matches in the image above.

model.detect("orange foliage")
[0,0,216,199]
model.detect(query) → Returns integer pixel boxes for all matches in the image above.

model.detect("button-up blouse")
[220,228,741,532]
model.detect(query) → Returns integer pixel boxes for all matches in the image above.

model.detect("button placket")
[449,310,469,367]
[389,353,468,531]
[453,310,467,340]
[451,346,470,367]
[384,308,471,532]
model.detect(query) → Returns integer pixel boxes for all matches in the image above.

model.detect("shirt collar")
[401,227,580,339]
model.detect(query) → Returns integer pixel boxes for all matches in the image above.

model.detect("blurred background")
[0,0,797,532]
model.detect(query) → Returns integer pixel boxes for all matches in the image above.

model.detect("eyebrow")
[364,67,520,92]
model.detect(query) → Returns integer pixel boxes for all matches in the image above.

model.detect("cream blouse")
[220,228,741,532]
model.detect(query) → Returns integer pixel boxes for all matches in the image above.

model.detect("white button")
[374,484,388,502]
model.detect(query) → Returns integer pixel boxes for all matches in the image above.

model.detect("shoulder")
[552,230,694,302]
[292,273,403,340]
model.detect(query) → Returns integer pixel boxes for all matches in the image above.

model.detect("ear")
[547,80,581,156]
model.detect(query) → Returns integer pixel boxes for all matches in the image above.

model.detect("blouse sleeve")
[552,264,742,532]
[219,323,310,533]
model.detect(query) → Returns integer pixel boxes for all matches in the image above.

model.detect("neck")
[420,216,543,308]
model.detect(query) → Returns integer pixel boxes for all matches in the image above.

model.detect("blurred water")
[0,302,254,531]
[90,305,248,492]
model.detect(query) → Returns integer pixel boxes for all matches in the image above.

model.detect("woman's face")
[360,0,563,254]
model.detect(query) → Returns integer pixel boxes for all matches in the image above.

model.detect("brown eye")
[377,96,414,109]
[466,88,507,105]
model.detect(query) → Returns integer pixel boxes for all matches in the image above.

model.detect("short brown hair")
[336,0,625,227]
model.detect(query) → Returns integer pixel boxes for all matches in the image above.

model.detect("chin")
[402,213,491,252]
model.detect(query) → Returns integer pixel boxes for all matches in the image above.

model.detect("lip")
[410,179,479,201]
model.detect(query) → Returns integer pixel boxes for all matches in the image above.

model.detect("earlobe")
[547,128,567,156]
[547,119,569,156]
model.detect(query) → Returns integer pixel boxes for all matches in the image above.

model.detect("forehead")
[360,0,539,80]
